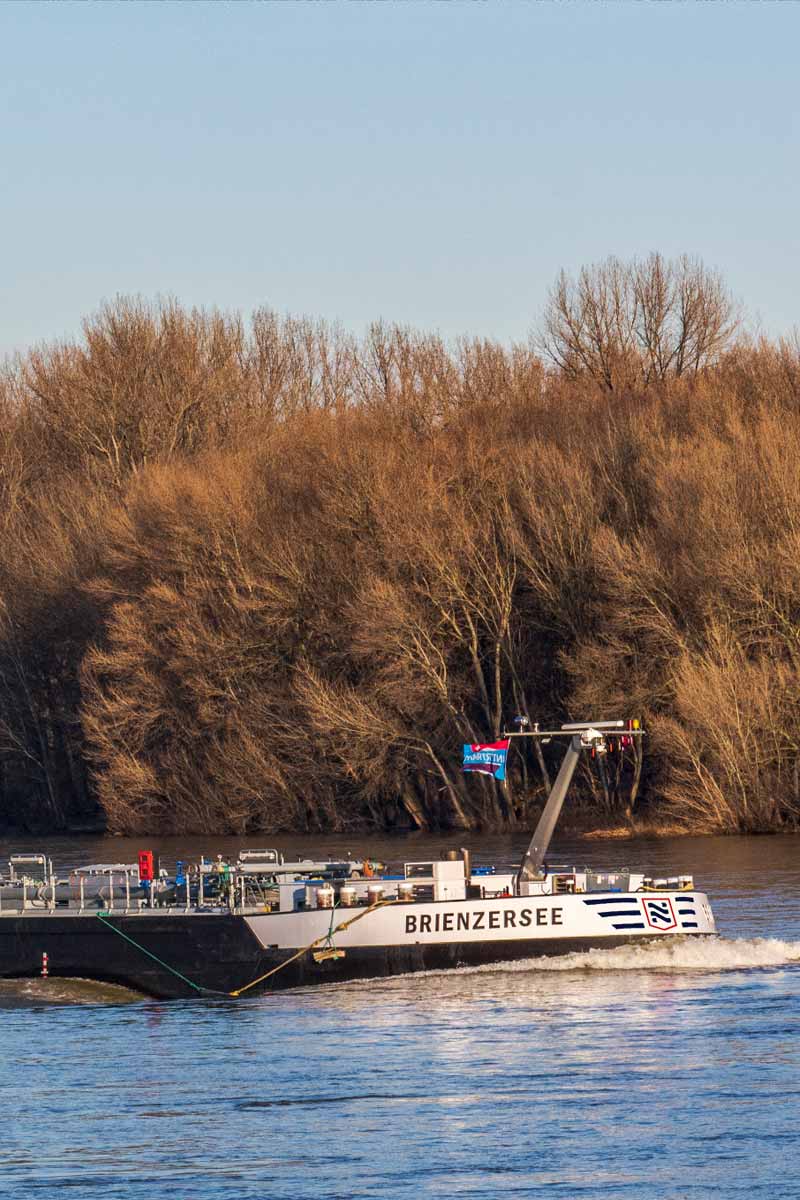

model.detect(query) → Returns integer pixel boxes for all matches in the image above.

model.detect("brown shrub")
[2,271,799,836]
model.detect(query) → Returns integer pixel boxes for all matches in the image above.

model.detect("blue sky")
[1,2,798,356]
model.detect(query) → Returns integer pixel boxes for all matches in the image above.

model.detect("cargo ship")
[0,721,717,999]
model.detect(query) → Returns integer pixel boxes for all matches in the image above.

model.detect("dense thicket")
[2,257,799,836]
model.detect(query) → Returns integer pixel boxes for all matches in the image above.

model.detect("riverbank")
[0,814,703,845]
[0,808,778,846]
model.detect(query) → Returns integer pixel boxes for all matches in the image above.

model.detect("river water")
[2,832,800,1199]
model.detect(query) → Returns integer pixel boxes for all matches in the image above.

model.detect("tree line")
[2,253,799,836]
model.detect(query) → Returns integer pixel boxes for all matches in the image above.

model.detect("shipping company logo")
[642,897,677,931]
[586,894,695,933]
[583,896,645,931]
[675,895,699,929]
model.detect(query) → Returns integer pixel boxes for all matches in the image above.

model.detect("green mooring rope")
[96,912,223,996]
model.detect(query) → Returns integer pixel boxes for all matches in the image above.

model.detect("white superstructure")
[240,718,717,958]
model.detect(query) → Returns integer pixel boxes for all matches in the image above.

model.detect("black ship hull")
[0,912,696,1000]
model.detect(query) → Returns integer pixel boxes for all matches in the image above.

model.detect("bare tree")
[541,253,738,391]
[11,281,800,842]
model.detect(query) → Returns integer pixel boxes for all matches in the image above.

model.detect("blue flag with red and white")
[462,740,510,781]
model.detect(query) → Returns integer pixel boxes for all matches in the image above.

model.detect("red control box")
[138,850,155,882]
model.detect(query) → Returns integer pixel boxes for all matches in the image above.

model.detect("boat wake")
[309,937,800,1003]
[0,977,143,1006]
[487,936,800,974]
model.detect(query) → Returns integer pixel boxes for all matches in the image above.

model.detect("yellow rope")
[230,899,400,996]
[640,883,694,892]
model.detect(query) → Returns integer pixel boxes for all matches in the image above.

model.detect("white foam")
[486,936,800,974]
[313,938,800,1002]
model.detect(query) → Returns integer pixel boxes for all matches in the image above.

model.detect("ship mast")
[504,720,643,883]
